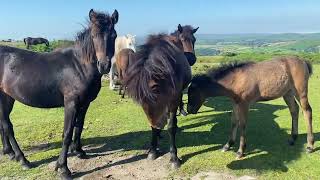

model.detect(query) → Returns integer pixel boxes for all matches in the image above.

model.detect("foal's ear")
[89,9,97,22]
[192,27,199,34]
[178,24,183,33]
[111,9,119,24]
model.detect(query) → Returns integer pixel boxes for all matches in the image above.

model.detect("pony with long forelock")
[187,56,314,159]
[0,9,118,179]
[124,27,198,168]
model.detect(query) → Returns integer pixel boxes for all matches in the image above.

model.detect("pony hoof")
[170,158,182,169]
[147,151,158,160]
[60,171,72,180]
[21,160,33,170]
[306,147,314,153]
[76,150,88,159]
[221,146,229,152]
[288,139,295,146]
[236,152,245,159]
[8,152,15,160]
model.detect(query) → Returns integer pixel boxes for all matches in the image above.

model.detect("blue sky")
[0,0,319,40]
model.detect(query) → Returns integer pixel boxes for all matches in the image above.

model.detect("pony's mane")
[124,33,179,105]
[75,28,95,62]
[208,61,253,80]
[191,74,212,88]
[75,11,111,63]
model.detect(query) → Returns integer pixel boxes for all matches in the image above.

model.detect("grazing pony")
[124,27,198,168]
[109,34,136,90]
[115,48,136,98]
[171,24,198,116]
[187,57,314,158]
[0,9,118,179]
[23,37,50,49]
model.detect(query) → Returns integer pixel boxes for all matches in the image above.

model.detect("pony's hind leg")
[147,127,161,160]
[283,91,299,145]
[70,103,90,159]
[168,107,181,168]
[0,93,31,169]
[296,94,314,153]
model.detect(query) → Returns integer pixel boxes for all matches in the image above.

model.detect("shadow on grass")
[27,97,319,176]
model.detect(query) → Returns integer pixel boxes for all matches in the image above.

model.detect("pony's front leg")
[168,110,181,168]
[55,99,78,179]
[109,58,116,90]
[222,109,238,152]
[0,125,15,160]
[70,103,90,159]
[147,127,161,160]
[235,103,249,159]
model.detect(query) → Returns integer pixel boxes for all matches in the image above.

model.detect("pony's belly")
[13,94,64,108]
[5,88,64,108]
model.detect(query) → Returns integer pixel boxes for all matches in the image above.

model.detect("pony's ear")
[111,9,119,24]
[193,27,199,34]
[89,9,97,22]
[178,24,183,33]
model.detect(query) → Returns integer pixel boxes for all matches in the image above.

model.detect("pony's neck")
[203,80,234,99]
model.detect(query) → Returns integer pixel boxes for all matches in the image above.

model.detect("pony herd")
[0,9,315,179]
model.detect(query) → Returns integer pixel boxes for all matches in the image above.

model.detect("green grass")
[0,64,320,179]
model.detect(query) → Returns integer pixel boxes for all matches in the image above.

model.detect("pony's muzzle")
[97,59,111,74]
[187,104,198,114]
[184,52,197,66]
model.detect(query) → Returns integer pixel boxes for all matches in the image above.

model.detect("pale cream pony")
[109,34,136,89]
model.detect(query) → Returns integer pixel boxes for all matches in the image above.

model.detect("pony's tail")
[305,60,313,76]
[23,38,26,45]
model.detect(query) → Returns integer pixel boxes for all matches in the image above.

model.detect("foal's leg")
[297,94,314,153]
[179,94,187,116]
[168,107,181,168]
[70,103,89,158]
[0,93,31,169]
[222,106,238,152]
[55,99,78,179]
[283,91,299,145]
[147,127,161,160]
[235,103,249,159]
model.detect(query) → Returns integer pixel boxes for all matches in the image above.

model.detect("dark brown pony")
[171,24,198,116]
[115,48,136,98]
[23,37,49,49]
[0,9,118,179]
[124,26,198,168]
[187,57,314,159]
